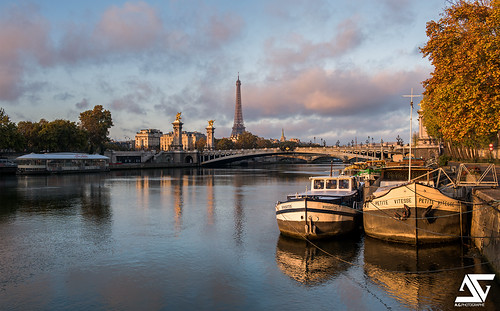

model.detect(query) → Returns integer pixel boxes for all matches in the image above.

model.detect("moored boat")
[363,166,466,244]
[275,174,363,240]
[16,153,109,174]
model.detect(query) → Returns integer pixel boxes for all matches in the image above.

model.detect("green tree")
[235,131,258,149]
[216,138,235,150]
[0,108,23,151]
[421,0,500,148]
[256,137,274,148]
[18,119,87,152]
[18,120,43,152]
[79,105,113,154]
[40,120,87,152]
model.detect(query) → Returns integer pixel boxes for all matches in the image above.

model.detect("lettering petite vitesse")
[393,198,412,204]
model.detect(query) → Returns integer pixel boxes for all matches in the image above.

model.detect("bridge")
[199,146,400,166]
[107,144,438,167]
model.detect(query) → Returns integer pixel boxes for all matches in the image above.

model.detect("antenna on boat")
[403,88,422,182]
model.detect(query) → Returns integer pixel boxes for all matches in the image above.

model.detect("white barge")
[275,175,363,240]
[16,153,109,174]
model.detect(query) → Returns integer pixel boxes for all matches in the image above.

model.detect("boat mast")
[403,88,422,182]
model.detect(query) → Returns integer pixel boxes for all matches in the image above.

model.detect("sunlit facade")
[135,129,163,150]
[160,131,206,151]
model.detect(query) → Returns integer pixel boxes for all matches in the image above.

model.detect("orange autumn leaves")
[421,0,500,146]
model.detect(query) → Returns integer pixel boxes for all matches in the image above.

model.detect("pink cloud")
[0,4,52,100]
[244,67,428,119]
[204,13,244,47]
[94,1,164,51]
[264,18,364,69]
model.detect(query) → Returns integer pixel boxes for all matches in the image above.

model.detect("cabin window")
[313,180,324,189]
[339,179,350,189]
[325,180,337,189]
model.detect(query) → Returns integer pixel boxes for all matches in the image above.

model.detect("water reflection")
[363,237,499,310]
[206,174,215,226]
[275,234,361,286]
[4,174,111,218]
[1,166,497,310]
[0,173,112,291]
[233,175,245,246]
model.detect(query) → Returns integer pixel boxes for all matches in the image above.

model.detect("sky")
[0,0,448,145]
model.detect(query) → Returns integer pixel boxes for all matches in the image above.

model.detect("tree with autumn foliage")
[420,0,500,157]
[79,105,113,154]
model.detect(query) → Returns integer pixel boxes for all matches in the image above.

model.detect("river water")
[0,164,498,310]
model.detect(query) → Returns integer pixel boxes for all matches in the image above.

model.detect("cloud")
[54,92,75,101]
[0,1,247,102]
[59,1,165,63]
[381,0,414,25]
[76,98,90,109]
[0,4,52,100]
[244,66,427,120]
[95,1,164,51]
[203,13,244,48]
[110,80,162,115]
[263,17,364,71]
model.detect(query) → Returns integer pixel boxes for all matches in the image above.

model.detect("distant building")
[160,131,206,151]
[280,129,286,142]
[230,74,246,139]
[135,129,163,150]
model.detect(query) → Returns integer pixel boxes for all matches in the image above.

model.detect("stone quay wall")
[471,188,500,277]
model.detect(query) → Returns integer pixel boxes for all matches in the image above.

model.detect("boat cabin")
[310,176,358,192]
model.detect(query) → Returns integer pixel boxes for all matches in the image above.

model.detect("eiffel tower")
[231,74,245,138]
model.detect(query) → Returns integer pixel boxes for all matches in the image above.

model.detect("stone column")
[171,113,183,151]
[206,120,215,150]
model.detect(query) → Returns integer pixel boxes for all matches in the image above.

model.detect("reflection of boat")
[275,234,360,286]
[363,236,472,309]
[0,158,17,174]
[363,166,466,244]
[16,153,109,174]
[275,175,363,239]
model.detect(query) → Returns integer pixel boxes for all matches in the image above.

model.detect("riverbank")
[471,188,500,277]
[109,162,198,170]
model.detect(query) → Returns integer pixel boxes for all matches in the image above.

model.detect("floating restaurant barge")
[16,153,109,174]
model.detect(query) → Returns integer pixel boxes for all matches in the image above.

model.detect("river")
[0,164,498,310]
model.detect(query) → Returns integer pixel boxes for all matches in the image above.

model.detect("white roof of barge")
[16,153,109,160]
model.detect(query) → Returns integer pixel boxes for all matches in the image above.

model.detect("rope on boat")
[401,182,500,206]
[364,200,500,239]
[277,212,500,275]
[363,198,493,220]
[362,183,500,220]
